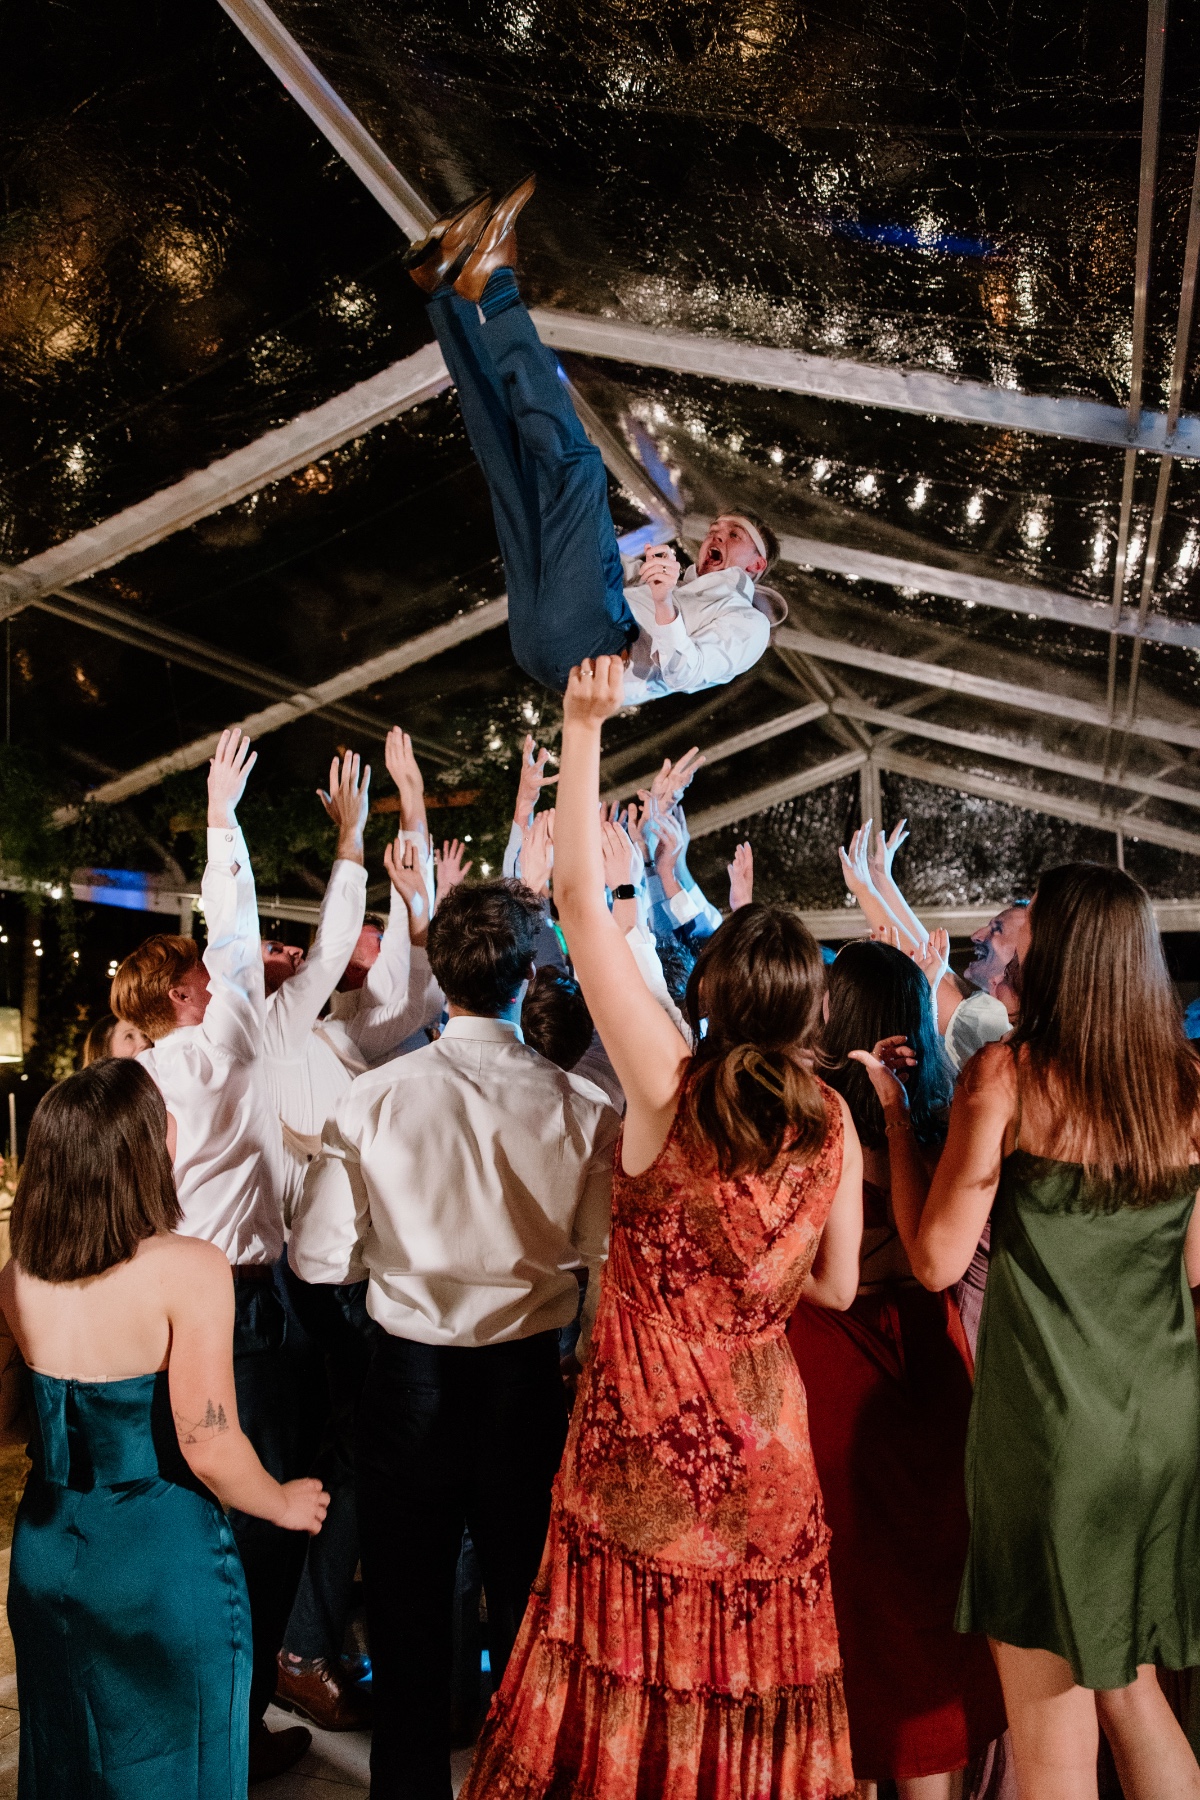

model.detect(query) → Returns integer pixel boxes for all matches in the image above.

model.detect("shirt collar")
[441,1014,525,1045]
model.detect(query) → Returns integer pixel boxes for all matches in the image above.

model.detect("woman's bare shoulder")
[957,1037,1017,1100]
[140,1233,232,1292]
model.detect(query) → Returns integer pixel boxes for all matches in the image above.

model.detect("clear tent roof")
[3,0,1200,914]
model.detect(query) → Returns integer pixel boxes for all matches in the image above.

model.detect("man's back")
[291,1015,619,1346]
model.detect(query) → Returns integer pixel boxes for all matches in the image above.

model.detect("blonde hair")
[110,934,201,1042]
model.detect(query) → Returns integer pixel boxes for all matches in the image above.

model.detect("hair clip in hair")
[743,1049,787,1101]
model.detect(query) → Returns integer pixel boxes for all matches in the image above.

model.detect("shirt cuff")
[668,887,700,924]
[647,613,690,654]
[330,860,368,889]
[206,825,247,867]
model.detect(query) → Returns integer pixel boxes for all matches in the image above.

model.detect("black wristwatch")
[611,883,637,901]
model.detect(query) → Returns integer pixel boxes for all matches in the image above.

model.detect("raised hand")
[839,821,878,902]
[435,838,472,902]
[868,818,910,889]
[384,727,427,841]
[274,1476,331,1536]
[208,728,257,828]
[649,746,705,810]
[317,750,371,863]
[384,838,431,946]
[870,922,904,950]
[870,1033,918,1081]
[563,656,626,728]
[514,733,558,827]
[728,841,753,910]
[911,927,951,993]
[638,545,681,597]
[520,808,555,897]
[600,817,639,893]
[848,1045,911,1122]
[622,800,649,862]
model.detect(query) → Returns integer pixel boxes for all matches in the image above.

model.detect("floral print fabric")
[462,1081,855,1800]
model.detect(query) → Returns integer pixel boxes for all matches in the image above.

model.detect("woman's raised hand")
[911,927,951,993]
[849,1044,911,1120]
[563,656,626,727]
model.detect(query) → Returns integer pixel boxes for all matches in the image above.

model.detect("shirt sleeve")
[624,925,691,1041]
[360,884,412,1011]
[680,872,723,937]
[348,947,445,1066]
[400,829,436,916]
[198,825,264,1063]
[288,1108,371,1285]
[502,819,524,880]
[646,601,770,695]
[263,861,367,1060]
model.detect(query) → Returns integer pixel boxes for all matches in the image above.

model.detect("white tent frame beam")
[60,596,509,812]
[0,342,451,617]
[775,625,1200,754]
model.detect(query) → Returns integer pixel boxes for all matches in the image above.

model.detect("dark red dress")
[787,1180,1006,1782]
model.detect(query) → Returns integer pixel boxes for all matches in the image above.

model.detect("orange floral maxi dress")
[462,1085,855,1800]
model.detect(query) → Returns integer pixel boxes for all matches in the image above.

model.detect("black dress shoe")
[248,1719,312,1783]
[403,190,494,295]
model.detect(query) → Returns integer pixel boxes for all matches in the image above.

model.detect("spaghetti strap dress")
[462,1081,855,1800]
[957,1139,1200,1689]
[8,1368,252,1798]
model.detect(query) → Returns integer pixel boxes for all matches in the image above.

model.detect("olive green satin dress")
[957,1147,1200,1689]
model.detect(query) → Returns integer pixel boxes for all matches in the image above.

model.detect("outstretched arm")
[265,753,369,1057]
[198,729,263,1062]
[555,657,692,1175]
[852,1040,1013,1288]
[867,820,929,952]
[838,821,914,950]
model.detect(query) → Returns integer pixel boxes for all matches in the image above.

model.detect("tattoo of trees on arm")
[175,1400,229,1444]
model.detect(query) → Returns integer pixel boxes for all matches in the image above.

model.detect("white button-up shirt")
[321,883,444,1071]
[140,826,286,1267]
[289,1015,620,1347]
[620,559,770,706]
[263,858,367,1143]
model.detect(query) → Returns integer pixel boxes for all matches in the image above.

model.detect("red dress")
[462,1084,855,1800]
[787,1180,1006,1782]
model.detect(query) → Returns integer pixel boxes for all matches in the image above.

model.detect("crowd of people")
[0,654,1198,1800]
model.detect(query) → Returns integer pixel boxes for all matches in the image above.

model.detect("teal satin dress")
[9,1369,251,1797]
[957,1149,1200,1690]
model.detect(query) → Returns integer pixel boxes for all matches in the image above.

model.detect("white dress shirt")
[322,883,444,1070]
[140,826,286,1267]
[619,558,770,705]
[289,1015,620,1347]
[263,858,366,1144]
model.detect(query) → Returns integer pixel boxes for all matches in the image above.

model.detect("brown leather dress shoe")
[274,1651,373,1731]
[453,173,537,303]
[403,190,494,295]
[248,1718,312,1783]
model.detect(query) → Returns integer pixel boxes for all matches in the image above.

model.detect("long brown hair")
[683,905,827,1176]
[11,1059,181,1282]
[1012,862,1200,1203]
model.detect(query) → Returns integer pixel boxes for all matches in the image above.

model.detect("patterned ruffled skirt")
[460,1288,855,1800]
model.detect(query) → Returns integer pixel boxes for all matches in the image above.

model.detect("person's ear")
[749,552,767,578]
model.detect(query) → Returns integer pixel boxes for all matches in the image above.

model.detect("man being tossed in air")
[404,177,782,704]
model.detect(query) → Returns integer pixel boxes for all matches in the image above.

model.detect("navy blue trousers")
[427,292,637,692]
[356,1329,568,1800]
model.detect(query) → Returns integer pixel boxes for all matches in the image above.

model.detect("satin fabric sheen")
[9,1369,251,1797]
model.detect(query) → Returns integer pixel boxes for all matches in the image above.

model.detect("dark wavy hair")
[1011,862,1200,1203]
[682,905,827,1177]
[426,879,545,1015]
[11,1059,181,1283]
[819,941,953,1150]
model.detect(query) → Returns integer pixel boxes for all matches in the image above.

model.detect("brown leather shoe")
[403,190,494,295]
[248,1719,312,1783]
[274,1651,373,1731]
[453,173,537,303]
